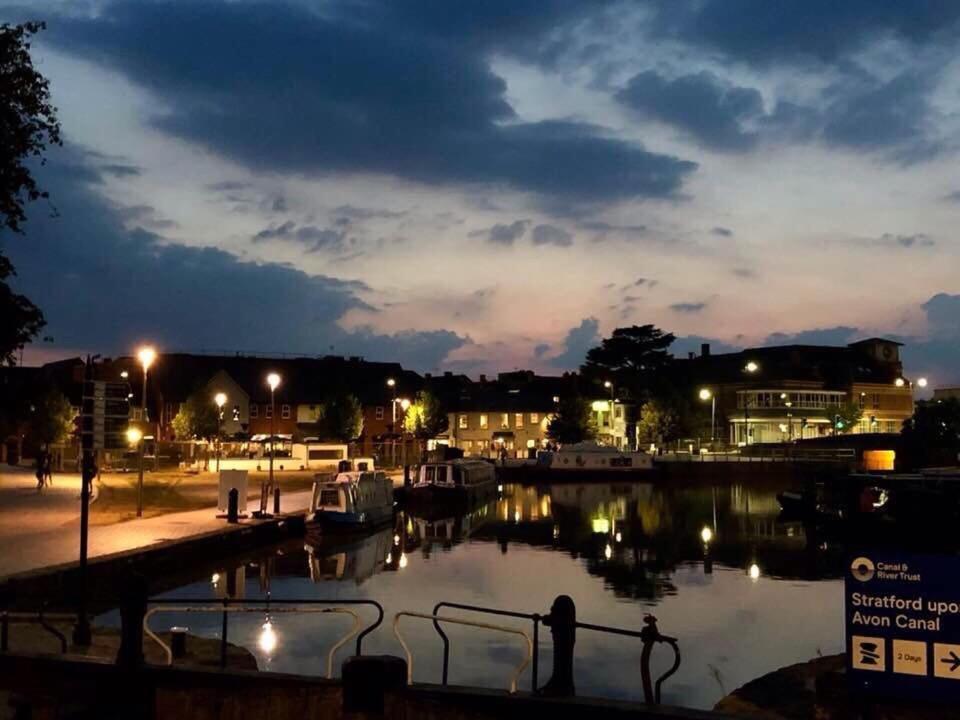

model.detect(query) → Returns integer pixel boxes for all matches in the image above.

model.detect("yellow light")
[386,378,396,388]
[591,518,610,534]
[514,510,520,523]
[399,552,408,569]
[266,373,281,391]
[591,400,610,412]
[386,552,392,564]
[917,377,928,388]
[211,572,220,584]
[399,398,411,410]
[258,620,278,655]
[120,371,129,379]
[744,361,759,373]
[137,346,157,371]
[894,378,905,388]
[393,534,400,545]
[615,531,622,543]
[604,543,612,560]
[126,427,143,445]
[700,526,714,544]
[552,396,560,403]
[748,563,761,581]
[214,392,227,408]
[698,388,711,401]
[603,380,612,389]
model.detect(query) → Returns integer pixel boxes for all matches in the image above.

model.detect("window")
[500,413,509,429]
[530,413,539,424]
[281,404,291,419]
[250,404,259,418]
[464,440,473,451]
[515,413,523,428]
[232,405,240,421]
[375,406,384,420]
[479,414,488,429]
[265,404,273,419]
[457,414,467,429]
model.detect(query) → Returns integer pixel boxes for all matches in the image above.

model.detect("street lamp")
[741,361,759,445]
[894,377,906,388]
[917,377,928,388]
[137,346,156,423]
[603,381,616,447]
[127,427,145,518]
[387,378,397,466]
[698,388,716,444]
[266,373,281,501]
[214,392,227,473]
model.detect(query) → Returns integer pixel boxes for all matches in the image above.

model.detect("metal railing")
[658,448,856,463]
[394,611,533,694]
[0,607,71,654]
[142,597,383,670]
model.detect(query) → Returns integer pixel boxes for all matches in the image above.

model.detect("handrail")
[143,605,359,677]
[147,597,383,657]
[431,601,541,691]
[1,609,71,653]
[394,611,532,694]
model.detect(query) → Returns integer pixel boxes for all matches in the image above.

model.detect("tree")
[580,325,676,404]
[322,392,364,442]
[546,395,596,445]
[403,390,448,439]
[901,399,960,469]
[0,22,60,364]
[636,400,679,445]
[28,387,73,446]
[824,400,863,435]
[171,392,219,440]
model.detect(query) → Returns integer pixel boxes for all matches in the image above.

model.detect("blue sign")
[846,552,960,702]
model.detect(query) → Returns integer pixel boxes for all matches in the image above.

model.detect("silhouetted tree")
[28,387,74,446]
[580,325,676,404]
[547,395,596,445]
[322,392,364,442]
[171,391,219,440]
[901,399,960,469]
[0,22,61,364]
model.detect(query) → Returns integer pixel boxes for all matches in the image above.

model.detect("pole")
[74,356,94,646]
[216,407,222,473]
[744,397,750,446]
[710,395,716,444]
[268,387,275,497]
[136,439,144,517]
[141,364,148,423]
[391,385,397,467]
[609,384,615,448]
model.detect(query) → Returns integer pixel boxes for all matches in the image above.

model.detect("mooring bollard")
[403,464,411,486]
[540,595,577,696]
[170,626,188,660]
[116,573,148,668]
[227,488,239,524]
[273,486,281,514]
[342,655,408,714]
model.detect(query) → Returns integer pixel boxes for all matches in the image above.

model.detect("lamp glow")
[744,361,759,373]
[394,534,400,545]
[126,427,143,445]
[214,392,227,408]
[698,388,712,401]
[604,543,613,560]
[748,563,761,581]
[917,377,928,388]
[615,531,622,543]
[137,346,156,370]
[399,398,411,411]
[399,552,408,569]
[258,620,278,654]
[120,371,129,379]
[266,373,281,391]
[386,378,396,388]
[700,526,714,544]
[894,377,906,387]
[603,380,612,389]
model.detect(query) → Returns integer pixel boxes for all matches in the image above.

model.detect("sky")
[2,1,959,384]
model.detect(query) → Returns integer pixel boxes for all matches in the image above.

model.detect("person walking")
[35,449,46,491]
[43,451,53,487]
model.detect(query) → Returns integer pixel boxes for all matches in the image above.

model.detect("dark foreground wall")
[0,652,728,720]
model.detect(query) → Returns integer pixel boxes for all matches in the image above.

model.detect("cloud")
[470,220,530,246]
[763,326,861,346]
[530,224,573,247]
[331,205,407,222]
[46,2,696,207]
[8,147,465,371]
[860,232,935,249]
[252,221,354,254]
[732,267,756,279]
[670,335,741,357]
[711,227,734,237]
[533,343,550,358]
[616,70,763,151]
[549,317,601,369]
[670,302,707,313]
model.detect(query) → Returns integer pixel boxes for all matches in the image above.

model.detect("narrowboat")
[540,442,653,473]
[310,470,394,530]
[405,459,497,505]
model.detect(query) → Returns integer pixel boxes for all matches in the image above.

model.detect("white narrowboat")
[310,470,394,529]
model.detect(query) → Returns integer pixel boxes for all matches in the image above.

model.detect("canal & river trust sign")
[846,552,960,701]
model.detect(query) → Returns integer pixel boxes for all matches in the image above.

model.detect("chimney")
[688,352,695,360]
[701,343,711,357]
[444,371,452,377]
[480,374,487,383]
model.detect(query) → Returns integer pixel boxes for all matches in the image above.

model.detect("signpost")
[74,362,130,646]
[846,551,960,703]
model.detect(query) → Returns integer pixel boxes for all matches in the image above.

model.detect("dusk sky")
[2,1,959,383]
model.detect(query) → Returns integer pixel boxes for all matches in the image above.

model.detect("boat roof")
[423,458,492,468]
[559,442,621,453]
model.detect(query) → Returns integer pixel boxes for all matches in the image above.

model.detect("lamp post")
[127,427,144,518]
[698,388,716,444]
[266,373,281,499]
[603,380,615,448]
[387,378,397,466]
[215,392,227,473]
[137,346,156,423]
[742,361,759,446]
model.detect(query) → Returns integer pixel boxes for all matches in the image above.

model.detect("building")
[933,387,960,402]
[678,338,914,445]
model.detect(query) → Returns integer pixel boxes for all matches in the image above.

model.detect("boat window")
[319,489,340,506]
[425,466,436,483]
[436,466,448,484]
[453,467,463,486]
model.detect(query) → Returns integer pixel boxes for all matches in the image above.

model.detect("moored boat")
[540,442,653,473]
[403,459,497,506]
[309,470,394,530]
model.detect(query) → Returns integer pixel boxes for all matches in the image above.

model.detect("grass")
[90,469,319,525]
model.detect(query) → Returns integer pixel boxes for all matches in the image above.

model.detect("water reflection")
[144,479,847,710]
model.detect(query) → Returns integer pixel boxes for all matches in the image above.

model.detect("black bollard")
[170,626,188,660]
[116,573,149,669]
[540,595,577,696]
[227,488,239,524]
[273,486,281,514]
[403,464,411,487]
[342,655,408,714]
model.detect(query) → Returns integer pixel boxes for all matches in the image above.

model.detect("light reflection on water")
[138,481,846,710]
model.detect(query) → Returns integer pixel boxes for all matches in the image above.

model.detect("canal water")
[123,481,848,710]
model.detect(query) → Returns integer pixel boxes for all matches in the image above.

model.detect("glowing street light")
[126,427,143,445]
[214,392,227,473]
[137,346,156,423]
[894,377,906,388]
[604,543,613,560]
[698,388,716,443]
[748,563,761,581]
[700,526,714,544]
[399,398,411,411]
[127,426,145,518]
[744,361,759,373]
[917,377,929,388]
[266,373,282,505]
[258,619,278,655]
[399,552,408,569]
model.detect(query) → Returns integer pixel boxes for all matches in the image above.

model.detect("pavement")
[0,468,313,580]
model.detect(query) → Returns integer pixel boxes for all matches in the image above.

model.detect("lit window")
[515,413,523,428]
[265,405,273,419]
[250,404,259,418]
[459,414,468,429]
[530,413,539,424]
[376,406,384,420]
[281,404,291,419]
[479,414,488,429]
[232,405,240,421]
[500,413,509,429]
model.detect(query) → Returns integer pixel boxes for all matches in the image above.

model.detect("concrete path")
[0,468,313,580]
